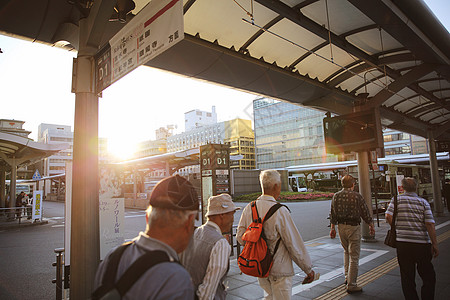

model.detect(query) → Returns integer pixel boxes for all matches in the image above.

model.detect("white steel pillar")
[70,23,99,300]
[357,151,375,241]
[427,130,444,215]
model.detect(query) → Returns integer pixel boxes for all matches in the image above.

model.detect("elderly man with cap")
[93,175,199,299]
[181,193,240,300]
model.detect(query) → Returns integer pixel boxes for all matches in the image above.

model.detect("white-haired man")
[237,170,315,299]
[93,175,199,299]
[182,193,240,300]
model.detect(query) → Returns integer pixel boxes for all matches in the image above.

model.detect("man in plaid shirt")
[329,175,375,294]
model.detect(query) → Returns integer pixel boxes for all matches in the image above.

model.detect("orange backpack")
[238,201,287,278]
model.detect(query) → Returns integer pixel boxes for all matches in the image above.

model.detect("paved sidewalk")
[226,212,450,300]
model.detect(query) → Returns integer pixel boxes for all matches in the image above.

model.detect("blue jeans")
[396,241,436,300]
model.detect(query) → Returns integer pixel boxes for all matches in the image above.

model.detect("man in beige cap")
[181,193,240,300]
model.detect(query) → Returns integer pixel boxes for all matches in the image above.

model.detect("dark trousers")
[396,241,436,300]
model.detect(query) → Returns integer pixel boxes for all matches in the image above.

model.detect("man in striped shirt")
[386,177,439,300]
[181,194,240,300]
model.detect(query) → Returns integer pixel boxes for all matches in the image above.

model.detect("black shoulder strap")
[392,195,398,228]
[92,242,132,299]
[92,244,172,299]
[115,250,171,296]
[262,203,290,223]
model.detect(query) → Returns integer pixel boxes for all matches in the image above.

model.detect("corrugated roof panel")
[301,0,373,35]
[347,29,402,55]
[247,18,324,68]
[184,0,277,48]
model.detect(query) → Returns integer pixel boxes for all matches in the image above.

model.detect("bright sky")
[0,0,448,157]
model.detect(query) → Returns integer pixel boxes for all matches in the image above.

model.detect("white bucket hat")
[205,193,240,217]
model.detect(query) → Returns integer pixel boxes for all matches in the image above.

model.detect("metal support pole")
[53,248,64,300]
[357,151,375,241]
[0,168,5,208]
[427,130,444,215]
[70,16,100,297]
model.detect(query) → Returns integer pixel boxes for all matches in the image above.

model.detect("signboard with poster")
[99,165,125,260]
[95,0,184,94]
[200,144,230,223]
[32,190,43,221]
[396,174,405,195]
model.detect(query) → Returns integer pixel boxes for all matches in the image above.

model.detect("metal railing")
[0,206,32,224]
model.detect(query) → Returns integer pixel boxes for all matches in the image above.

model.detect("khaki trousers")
[258,275,293,300]
[337,224,361,287]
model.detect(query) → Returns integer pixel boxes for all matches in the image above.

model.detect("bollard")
[53,248,64,300]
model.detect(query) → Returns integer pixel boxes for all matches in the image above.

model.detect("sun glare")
[107,138,137,161]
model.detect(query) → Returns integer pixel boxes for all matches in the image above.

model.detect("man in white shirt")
[181,193,240,300]
[237,170,315,300]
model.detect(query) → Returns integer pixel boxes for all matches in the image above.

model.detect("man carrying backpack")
[93,175,199,299]
[237,170,315,299]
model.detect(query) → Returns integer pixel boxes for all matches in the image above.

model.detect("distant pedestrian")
[329,175,375,294]
[15,191,25,219]
[93,175,199,299]
[237,170,315,300]
[181,193,240,300]
[386,177,438,300]
[443,179,450,213]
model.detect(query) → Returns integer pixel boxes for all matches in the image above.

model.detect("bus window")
[397,167,412,177]
[418,168,431,184]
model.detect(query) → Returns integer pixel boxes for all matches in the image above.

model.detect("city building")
[167,118,255,175]
[253,97,431,170]
[0,119,31,138]
[134,139,167,159]
[184,106,217,131]
[38,124,73,177]
[225,118,255,170]
[0,119,33,179]
[254,98,335,169]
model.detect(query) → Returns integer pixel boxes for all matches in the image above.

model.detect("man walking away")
[237,170,315,300]
[329,175,375,294]
[181,193,240,300]
[94,175,199,299]
[386,177,438,300]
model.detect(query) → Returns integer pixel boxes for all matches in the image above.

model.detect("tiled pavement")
[1,209,449,299]
[225,212,450,300]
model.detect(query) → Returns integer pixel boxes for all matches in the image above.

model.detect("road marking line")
[313,229,450,300]
[292,248,388,295]
[52,225,65,228]
[436,220,450,230]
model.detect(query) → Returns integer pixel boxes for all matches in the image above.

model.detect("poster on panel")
[99,165,125,260]
[32,190,43,221]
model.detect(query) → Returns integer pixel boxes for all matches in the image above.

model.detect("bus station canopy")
[1,0,450,139]
[0,132,68,171]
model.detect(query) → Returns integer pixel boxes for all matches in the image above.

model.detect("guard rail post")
[52,248,64,300]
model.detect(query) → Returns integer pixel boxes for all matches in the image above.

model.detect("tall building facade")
[253,98,430,170]
[167,118,255,175]
[0,119,31,138]
[38,124,73,177]
[225,119,255,170]
[184,106,217,131]
[254,98,333,169]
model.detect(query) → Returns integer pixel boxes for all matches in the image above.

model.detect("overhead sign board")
[436,140,450,152]
[95,0,184,94]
